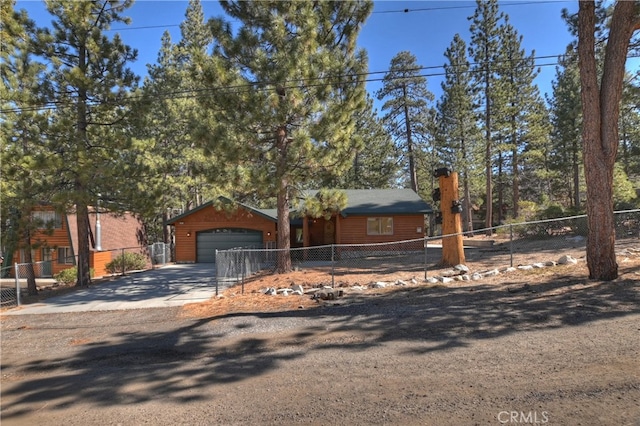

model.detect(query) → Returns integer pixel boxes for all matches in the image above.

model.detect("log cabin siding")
[173,204,276,263]
[338,215,426,245]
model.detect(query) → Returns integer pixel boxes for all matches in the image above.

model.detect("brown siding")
[173,204,276,263]
[89,251,113,278]
[338,215,426,245]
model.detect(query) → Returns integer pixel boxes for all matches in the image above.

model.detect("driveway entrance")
[2,264,218,315]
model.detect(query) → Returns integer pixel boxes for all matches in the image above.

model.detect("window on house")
[57,247,74,265]
[31,211,62,229]
[367,217,393,235]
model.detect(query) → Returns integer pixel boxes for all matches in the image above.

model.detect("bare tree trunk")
[76,202,91,286]
[577,1,638,280]
[484,56,493,236]
[22,229,37,296]
[75,43,91,287]
[276,126,292,273]
[402,85,418,192]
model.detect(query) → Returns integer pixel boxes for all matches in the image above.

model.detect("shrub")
[106,252,147,274]
[54,267,94,285]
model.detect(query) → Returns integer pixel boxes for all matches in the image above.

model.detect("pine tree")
[376,51,434,193]
[547,47,583,209]
[577,0,640,280]
[325,95,398,189]
[618,75,640,184]
[437,34,482,232]
[195,1,372,273]
[496,17,550,219]
[38,0,139,286]
[139,0,218,242]
[0,1,51,294]
[468,0,505,233]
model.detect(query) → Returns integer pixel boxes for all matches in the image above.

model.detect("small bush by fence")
[215,210,640,291]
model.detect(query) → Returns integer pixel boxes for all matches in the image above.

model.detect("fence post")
[14,263,20,306]
[509,224,514,268]
[331,244,335,288]
[241,249,245,295]
[424,237,428,280]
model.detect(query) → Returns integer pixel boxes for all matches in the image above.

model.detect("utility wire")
[3,52,605,114]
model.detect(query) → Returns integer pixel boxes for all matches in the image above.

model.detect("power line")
[104,1,573,33]
[371,1,572,15]
[3,53,639,115]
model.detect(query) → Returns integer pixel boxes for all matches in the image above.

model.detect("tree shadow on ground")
[1,265,638,419]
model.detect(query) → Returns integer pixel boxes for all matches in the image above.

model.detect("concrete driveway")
[2,264,218,315]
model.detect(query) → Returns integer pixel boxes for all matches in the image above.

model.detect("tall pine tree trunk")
[577,1,638,280]
[483,56,493,235]
[22,227,37,296]
[75,43,91,287]
[276,126,292,273]
[402,85,418,192]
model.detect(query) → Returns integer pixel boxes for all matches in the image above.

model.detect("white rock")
[544,261,556,267]
[471,273,483,281]
[502,267,517,273]
[426,277,439,284]
[518,265,534,271]
[453,275,464,281]
[291,284,304,293]
[558,255,578,265]
[454,264,470,273]
[483,269,500,277]
[281,290,290,296]
[395,280,408,286]
[372,282,387,289]
[291,290,303,296]
[263,287,277,296]
[532,263,545,269]
[440,277,453,284]
[461,274,470,281]
[410,278,418,285]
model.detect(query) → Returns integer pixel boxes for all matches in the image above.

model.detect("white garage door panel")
[196,229,263,263]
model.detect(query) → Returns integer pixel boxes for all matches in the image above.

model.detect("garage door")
[196,228,263,263]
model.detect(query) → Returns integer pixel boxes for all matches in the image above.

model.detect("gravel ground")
[1,269,639,426]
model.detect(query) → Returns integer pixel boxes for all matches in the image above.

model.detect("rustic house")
[7,206,147,278]
[168,189,433,263]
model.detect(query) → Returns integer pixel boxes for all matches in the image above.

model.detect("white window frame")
[367,217,393,235]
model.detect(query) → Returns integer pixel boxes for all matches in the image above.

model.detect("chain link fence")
[1,243,172,307]
[148,242,172,266]
[216,209,640,291]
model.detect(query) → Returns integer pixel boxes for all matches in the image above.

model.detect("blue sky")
[16,0,587,104]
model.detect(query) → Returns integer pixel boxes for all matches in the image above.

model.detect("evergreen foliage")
[193,0,372,272]
[376,51,435,193]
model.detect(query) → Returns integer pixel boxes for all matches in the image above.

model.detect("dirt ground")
[1,237,639,425]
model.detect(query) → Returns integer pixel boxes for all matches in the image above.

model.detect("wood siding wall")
[89,251,112,278]
[173,205,276,263]
[338,215,426,245]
